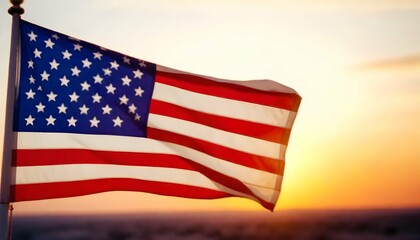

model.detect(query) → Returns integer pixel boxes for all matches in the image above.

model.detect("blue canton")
[15,20,156,137]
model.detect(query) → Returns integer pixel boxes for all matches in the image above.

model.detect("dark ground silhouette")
[12,209,420,240]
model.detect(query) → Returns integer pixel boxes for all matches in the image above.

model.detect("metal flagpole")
[0,1,24,239]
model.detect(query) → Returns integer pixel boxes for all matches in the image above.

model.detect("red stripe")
[10,178,229,202]
[11,179,275,211]
[156,71,301,111]
[149,99,290,144]
[147,128,285,175]
[13,149,195,170]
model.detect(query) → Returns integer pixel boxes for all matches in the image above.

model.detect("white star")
[25,89,36,99]
[29,75,36,84]
[69,92,79,102]
[134,86,144,97]
[89,117,100,128]
[110,61,119,70]
[67,116,77,127]
[25,115,35,126]
[52,34,59,40]
[62,50,72,60]
[79,104,89,115]
[60,75,70,86]
[46,115,56,126]
[102,105,112,115]
[139,60,147,68]
[121,76,132,86]
[133,69,143,79]
[34,48,42,58]
[82,58,92,68]
[134,113,141,121]
[37,86,43,91]
[35,102,45,112]
[57,103,67,114]
[128,104,137,114]
[49,59,59,70]
[71,66,81,76]
[119,95,129,105]
[28,60,34,68]
[73,43,83,51]
[93,74,103,84]
[47,91,57,102]
[93,51,102,60]
[28,31,37,41]
[112,116,123,127]
[106,84,116,94]
[92,93,102,103]
[40,71,50,81]
[123,56,131,64]
[44,38,55,49]
[103,68,112,76]
[80,81,91,91]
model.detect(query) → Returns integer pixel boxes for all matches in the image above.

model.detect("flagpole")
[1,1,23,239]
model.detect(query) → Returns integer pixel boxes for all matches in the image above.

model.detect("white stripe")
[14,164,278,204]
[286,111,298,129]
[156,65,300,94]
[16,132,281,189]
[152,82,292,128]
[148,113,283,159]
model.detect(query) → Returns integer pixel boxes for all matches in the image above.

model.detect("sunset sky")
[0,1,419,215]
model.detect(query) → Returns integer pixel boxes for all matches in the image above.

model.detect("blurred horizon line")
[12,206,420,217]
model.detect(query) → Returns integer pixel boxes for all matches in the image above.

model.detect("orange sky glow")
[0,1,419,215]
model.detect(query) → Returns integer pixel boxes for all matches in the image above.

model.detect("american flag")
[11,20,301,211]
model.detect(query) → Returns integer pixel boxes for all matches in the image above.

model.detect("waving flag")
[11,20,301,211]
